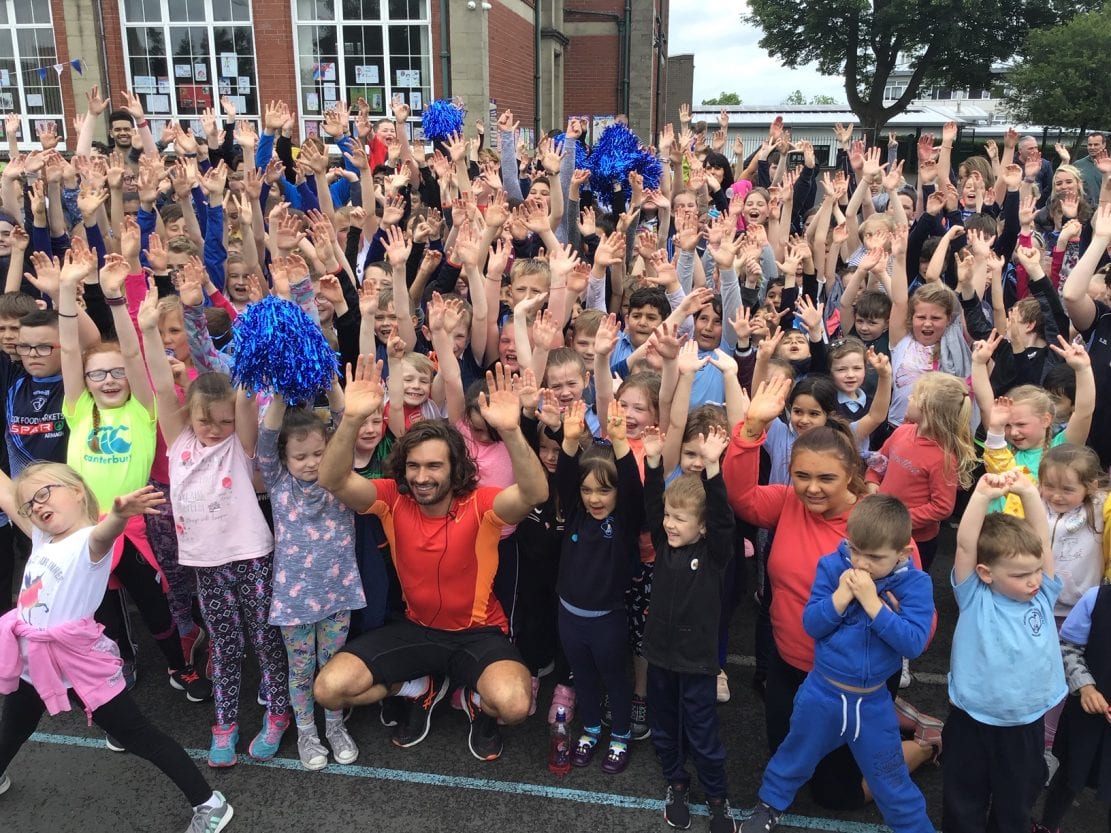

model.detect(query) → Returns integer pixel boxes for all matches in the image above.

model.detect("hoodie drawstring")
[838,693,863,742]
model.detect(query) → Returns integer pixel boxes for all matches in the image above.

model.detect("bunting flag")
[26,57,87,81]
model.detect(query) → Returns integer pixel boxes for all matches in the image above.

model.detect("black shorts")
[339,617,523,689]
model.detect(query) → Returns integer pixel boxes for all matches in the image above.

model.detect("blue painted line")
[30,731,903,833]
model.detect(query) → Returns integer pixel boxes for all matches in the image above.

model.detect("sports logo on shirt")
[87,424,132,455]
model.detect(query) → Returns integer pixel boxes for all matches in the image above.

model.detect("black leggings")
[95,540,186,671]
[0,679,211,807]
[0,522,14,615]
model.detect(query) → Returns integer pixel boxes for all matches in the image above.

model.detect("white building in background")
[882,64,1016,126]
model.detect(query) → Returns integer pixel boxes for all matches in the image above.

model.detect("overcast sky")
[668,0,846,106]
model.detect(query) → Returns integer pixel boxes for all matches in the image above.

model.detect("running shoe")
[169,666,213,703]
[186,791,234,833]
[248,712,289,760]
[326,721,360,765]
[664,782,691,829]
[463,689,503,761]
[391,676,448,748]
[207,724,238,768]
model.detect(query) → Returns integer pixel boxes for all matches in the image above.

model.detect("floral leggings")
[279,611,351,728]
[196,555,290,726]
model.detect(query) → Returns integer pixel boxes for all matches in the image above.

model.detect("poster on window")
[133,75,156,93]
[175,64,192,79]
[220,54,238,78]
[194,64,207,82]
[237,77,250,95]
[305,92,319,112]
[396,69,420,87]
[0,92,13,111]
[410,92,422,112]
[354,65,379,85]
[0,70,9,87]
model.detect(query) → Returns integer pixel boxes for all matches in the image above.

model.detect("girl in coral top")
[723,376,934,815]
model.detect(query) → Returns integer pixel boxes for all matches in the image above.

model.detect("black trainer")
[169,666,213,703]
[463,689,503,761]
[631,695,651,740]
[739,801,780,833]
[664,782,691,829]
[379,696,405,728]
[708,798,737,833]
[391,676,448,748]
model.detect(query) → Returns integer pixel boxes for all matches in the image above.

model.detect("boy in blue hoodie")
[741,495,935,833]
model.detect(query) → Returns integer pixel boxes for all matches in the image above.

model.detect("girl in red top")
[866,373,978,572]
[723,376,934,813]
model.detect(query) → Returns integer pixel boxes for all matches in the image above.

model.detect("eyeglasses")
[15,343,57,357]
[84,367,128,382]
[18,483,64,518]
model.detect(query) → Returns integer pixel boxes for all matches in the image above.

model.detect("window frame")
[291,0,435,140]
[118,0,261,137]
[0,0,66,151]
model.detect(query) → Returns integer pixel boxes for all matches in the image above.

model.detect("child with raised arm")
[942,470,1067,833]
[641,424,738,833]
[740,495,935,833]
[0,465,233,832]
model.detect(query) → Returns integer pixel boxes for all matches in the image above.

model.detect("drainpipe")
[439,0,451,98]
[534,0,542,139]
[623,0,631,116]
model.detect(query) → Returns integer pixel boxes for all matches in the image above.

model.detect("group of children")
[0,88,1108,833]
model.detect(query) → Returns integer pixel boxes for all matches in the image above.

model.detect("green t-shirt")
[988,429,1067,515]
[63,391,158,509]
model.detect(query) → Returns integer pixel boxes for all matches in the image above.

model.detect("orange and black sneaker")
[391,676,448,748]
[462,687,503,762]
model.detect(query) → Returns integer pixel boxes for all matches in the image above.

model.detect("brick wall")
[251,0,297,130]
[563,34,619,119]
[487,1,535,133]
[98,1,127,106]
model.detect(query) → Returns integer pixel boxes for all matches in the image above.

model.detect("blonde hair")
[910,373,977,489]
[907,282,959,333]
[401,352,435,381]
[1008,384,1056,449]
[860,214,896,238]
[156,294,183,324]
[15,462,99,526]
[509,258,551,289]
[185,371,236,423]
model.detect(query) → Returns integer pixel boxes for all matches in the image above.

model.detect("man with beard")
[316,358,548,762]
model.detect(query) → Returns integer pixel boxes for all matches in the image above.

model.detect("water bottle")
[548,705,571,775]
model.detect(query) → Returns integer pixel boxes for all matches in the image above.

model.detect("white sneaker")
[296,729,328,771]
[1044,748,1060,786]
[0,772,10,795]
[716,670,731,703]
[326,721,360,765]
[899,658,912,689]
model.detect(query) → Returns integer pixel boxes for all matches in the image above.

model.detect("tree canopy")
[701,92,742,105]
[1005,8,1111,134]
[783,90,839,105]
[744,0,1095,132]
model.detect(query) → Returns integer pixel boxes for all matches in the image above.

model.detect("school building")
[1,0,670,152]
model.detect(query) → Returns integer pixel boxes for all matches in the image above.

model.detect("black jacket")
[642,462,735,675]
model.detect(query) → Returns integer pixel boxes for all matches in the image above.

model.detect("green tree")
[1005,8,1111,136]
[783,90,840,105]
[744,0,1092,133]
[701,92,742,105]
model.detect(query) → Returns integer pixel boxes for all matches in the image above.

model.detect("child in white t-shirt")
[0,461,233,832]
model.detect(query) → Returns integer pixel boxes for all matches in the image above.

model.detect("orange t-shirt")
[365,481,509,632]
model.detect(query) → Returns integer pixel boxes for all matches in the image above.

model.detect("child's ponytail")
[912,374,978,489]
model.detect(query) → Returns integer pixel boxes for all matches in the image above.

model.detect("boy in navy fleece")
[741,495,935,833]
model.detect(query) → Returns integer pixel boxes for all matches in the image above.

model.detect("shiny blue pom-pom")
[422,98,466,141]
[232,296,337,404]
[553,132,589,176]
[585,122,659,206]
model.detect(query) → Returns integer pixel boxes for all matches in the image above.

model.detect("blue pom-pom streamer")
[554,132,589,176]
[232,296,337,404]
[422,98,465,141]
[585,122,660,206]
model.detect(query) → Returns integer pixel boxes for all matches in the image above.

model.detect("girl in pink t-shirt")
[141,285,290,769]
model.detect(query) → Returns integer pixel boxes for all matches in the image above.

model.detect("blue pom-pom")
[232,296,337,404]
[554,132,589,177]
[422,98,465,141]
[585,122,659,206]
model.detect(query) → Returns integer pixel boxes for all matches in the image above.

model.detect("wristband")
[137,119,149,129]
[57,311,78,318]
[183,152,198,158]
[104,295,127,306]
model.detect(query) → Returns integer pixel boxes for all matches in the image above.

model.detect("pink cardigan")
[0,610,125,722]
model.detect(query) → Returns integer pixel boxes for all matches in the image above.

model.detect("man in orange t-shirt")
[315,359,548,762]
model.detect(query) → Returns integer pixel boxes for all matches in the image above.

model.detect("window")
[883,84,906,102]
[294,0,433,138]
[0,0,65,147]
[119,0,260,135]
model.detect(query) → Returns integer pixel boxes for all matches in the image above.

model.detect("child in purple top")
[259,392,366,771]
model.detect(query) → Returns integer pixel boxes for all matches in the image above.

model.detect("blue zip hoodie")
[803,542,934,689]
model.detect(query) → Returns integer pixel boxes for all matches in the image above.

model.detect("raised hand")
[745,375,791,426]
[1049,334,1092,371]
[112,485,167,519]
[562,399,587,443]
[971,329,1003,365]
[344,355,386,419]
[478,363,523,433]
[699,425,729,466]
[606,399,628,442]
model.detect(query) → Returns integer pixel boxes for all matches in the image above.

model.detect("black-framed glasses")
[15,343,57,357]
[84,367,128,382]
[18,483,63,518]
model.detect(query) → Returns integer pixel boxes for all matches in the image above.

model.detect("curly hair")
[384,420,479,498]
